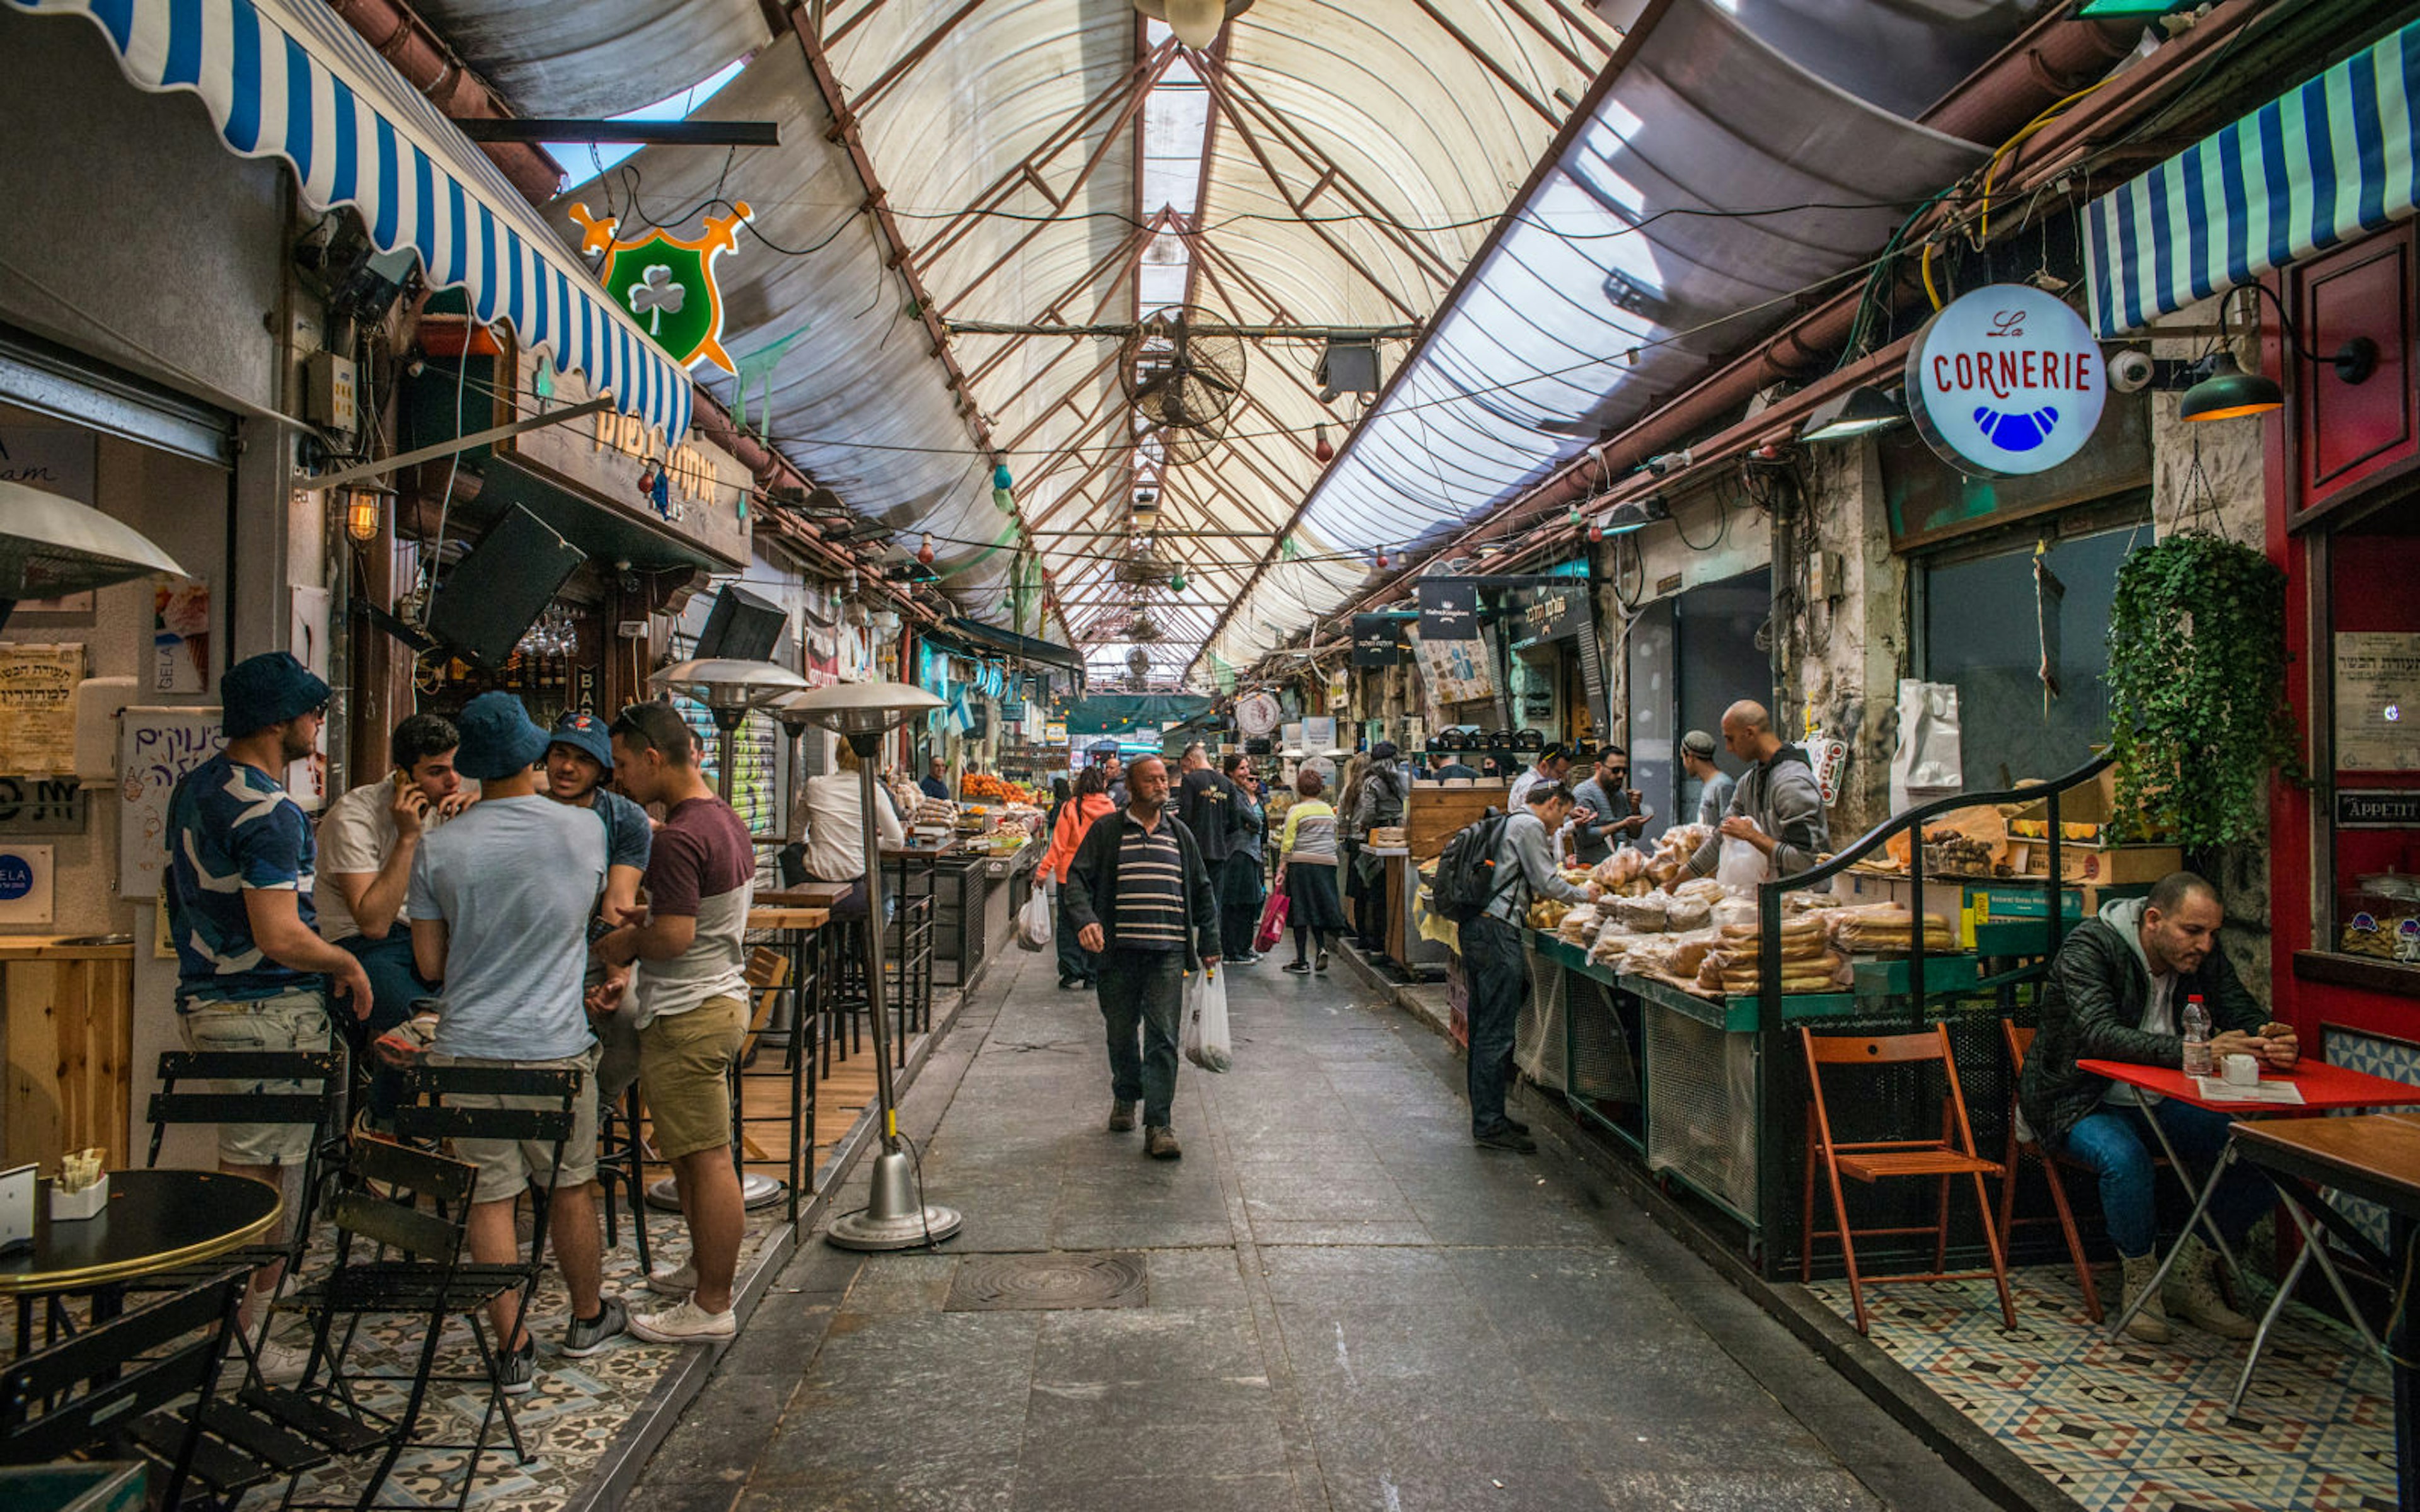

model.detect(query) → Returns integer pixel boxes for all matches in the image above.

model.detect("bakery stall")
[1509,758,2138,1277]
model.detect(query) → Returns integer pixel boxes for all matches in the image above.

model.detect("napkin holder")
[49,1171,108,1222]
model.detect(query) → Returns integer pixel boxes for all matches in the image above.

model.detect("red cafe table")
[2077,1057,2420,1343]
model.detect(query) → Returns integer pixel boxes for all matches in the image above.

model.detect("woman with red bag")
[1042,766,1117,990]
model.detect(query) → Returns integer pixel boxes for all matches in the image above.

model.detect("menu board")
[0,643,82,775]
[1407,627,1495,707]
[2335,632,2420,772]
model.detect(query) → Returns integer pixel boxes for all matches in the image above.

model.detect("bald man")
[1681,701,1830,882]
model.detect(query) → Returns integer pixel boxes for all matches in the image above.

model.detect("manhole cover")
[945,1252,1147,1312]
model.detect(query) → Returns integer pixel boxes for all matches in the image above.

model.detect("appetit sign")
[1906,285,2106,477]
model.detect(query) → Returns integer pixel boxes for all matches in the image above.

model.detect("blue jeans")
[2043,1098,2278,1259]
[337,932,434,1121]
[1462,915,1526,1135]
[1097,949,1184,1127]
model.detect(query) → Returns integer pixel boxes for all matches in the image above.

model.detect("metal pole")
[855,733,902,1152]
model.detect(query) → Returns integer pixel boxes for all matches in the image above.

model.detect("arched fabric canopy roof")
[415,0,2048,683]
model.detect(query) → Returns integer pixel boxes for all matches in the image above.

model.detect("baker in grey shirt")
[408,692,622,1387]
[1681,701,1830,881]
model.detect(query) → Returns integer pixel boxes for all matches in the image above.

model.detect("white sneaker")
[645,1258,696,1297]
[251,1339,313,1387]
[627,1298,735,1345]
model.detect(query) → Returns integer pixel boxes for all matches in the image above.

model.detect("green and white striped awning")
[2084,18,2420,338]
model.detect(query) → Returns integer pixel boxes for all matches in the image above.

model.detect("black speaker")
[427,505,586,669]
[694,585,788,662]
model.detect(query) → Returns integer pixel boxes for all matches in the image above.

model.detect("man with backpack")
[1433,782,1596,1152]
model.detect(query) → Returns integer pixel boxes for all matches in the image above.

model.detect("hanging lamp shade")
[1133,0,1253,49]
[2177,357,2285,421]
[0,479,187,625]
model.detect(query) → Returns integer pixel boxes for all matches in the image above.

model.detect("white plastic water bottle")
[2181,995,2213,1078]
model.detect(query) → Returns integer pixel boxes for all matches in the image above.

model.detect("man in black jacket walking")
[2017,872,2297,1343]
[1063,755,1220,1160]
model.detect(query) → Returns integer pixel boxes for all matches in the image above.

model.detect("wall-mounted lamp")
[343,485,392,543]
[2178,280,2379,421]
[1797,386,1904,444]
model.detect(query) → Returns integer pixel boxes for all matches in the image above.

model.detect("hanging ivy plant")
[2104,531,2300,849]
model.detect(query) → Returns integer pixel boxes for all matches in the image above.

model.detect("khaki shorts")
[177,987,332,1167]
[430,1045,602,1205]
[638,995,746,1161]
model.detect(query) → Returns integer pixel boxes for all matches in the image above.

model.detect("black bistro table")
[2,1169,282,1352]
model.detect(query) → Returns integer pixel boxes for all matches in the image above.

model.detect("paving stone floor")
[630,948,2003,1512]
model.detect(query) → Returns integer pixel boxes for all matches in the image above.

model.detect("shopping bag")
[1015,882,1054,952]
[1253,890,1290,953]
[1716,822,1770,893]
[1183,966,1233,1073]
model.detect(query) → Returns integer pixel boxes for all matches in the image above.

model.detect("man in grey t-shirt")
[409,693,622,1385]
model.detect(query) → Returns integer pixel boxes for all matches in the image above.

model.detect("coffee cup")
[2221,1053,2259,1087]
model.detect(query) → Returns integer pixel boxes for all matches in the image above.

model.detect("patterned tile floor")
[1805,1267,2396,1512]
[246,1200,783,1511]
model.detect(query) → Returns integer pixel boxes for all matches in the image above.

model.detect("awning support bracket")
[308,398,613,491]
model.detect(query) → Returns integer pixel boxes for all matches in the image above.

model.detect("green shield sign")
[601,239,715,368]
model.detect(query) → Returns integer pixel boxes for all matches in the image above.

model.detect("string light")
[1314,423,1335,463]
[917,534,936,566]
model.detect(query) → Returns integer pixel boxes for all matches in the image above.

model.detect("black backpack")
[1431,809,1514,924]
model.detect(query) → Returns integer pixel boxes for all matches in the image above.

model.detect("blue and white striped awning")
[2084,18,2420,338]
[8,0,692,442]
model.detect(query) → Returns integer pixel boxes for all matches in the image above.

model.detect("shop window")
[1627,568,1772,841]
[1916,504,2145,789]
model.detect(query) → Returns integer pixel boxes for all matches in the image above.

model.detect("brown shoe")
[1107,1100,1138,1133]
[1144,1126,1182,1160]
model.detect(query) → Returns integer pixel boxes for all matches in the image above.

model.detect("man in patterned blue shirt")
[165,652,372,1377]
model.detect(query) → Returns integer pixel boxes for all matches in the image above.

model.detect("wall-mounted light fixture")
[1797,386,1904,444]
[2178,283,2378,422]
[343,486,393,543]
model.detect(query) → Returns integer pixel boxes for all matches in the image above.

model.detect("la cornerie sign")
[1907,284,2106,478]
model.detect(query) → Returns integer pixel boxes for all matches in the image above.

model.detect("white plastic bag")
[1182,966,1233,1073]
[1716,822,1770,891]
[1015,882,1054,952]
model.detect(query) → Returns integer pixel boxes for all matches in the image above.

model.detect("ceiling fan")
[1120,306,1245,468]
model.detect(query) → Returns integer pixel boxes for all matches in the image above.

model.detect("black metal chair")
[117,1051,347,1370]
[275,1137,533,1512]
[0,1267,250,1509]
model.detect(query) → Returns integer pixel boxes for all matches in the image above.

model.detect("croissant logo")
[1971,404,2061,452]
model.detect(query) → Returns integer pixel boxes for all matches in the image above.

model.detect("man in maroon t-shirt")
[596,702,756,1344]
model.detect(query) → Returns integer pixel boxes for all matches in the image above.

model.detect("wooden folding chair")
[1800,1025,2016,1335]
[1998,1021,2104,1322]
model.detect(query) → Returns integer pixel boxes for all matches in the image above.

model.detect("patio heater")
[0,478,187,632]
[648,656,807,1211]
[778,680,963,1251]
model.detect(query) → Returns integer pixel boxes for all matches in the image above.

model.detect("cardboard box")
[2006,839,2185,885]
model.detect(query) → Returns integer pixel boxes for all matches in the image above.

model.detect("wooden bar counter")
[0,936,135,1174]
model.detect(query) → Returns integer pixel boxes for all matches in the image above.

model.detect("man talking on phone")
[315,712,476,1128]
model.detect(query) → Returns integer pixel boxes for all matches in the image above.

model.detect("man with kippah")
[165,651,374,1382]
[410,692,621,1390]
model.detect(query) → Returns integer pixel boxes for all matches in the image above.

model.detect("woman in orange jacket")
[1042,765,1117,989]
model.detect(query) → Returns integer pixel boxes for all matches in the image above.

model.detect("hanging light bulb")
[992,485,1014,512]
[1313,423,1335,464]
[1170,572,1187,594]
[1587,520,1605,544]
[1568,505,1584,528]
[917,534,936,566]
[993,461,1013,490]
[1375,548,1389,571]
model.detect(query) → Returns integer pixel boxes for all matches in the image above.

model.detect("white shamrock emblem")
[628,264,686,335]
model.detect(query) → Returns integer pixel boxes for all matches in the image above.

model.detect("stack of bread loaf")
[1697,916,1847,995]
[1829,905,1956,956]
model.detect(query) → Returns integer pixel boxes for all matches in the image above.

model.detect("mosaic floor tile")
[1805,1267,2394,1512]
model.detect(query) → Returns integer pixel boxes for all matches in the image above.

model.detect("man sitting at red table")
[2018,871,2297,1343]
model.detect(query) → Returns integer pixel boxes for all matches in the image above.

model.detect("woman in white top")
[799,740,905,917]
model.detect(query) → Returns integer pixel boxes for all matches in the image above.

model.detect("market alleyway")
[630,950,2001,1512]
